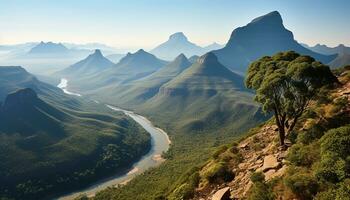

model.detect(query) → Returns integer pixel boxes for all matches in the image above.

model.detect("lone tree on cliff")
[245,51,337,146]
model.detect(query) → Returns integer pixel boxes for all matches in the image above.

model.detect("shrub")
[314,153,347,183]
[247,172,274,200]
[250,172,265,183]
[315,179,350,200]
[212,145,228,159]
[287,143,320,167]
[284,171,319,199]
[203,162,234,183]
[320,125,350,159]
[297,124,325,144]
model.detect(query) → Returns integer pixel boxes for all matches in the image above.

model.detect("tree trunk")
[278,128,285,146]
[273,108,286,147]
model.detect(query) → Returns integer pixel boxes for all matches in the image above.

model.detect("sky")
[0,0,349,50]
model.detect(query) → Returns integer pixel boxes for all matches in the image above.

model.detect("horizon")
[1,0,350,49]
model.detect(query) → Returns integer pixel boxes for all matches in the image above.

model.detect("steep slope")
[0,66,151,200]
[305,43,350,55]
[55,49,114,78]
[151,32,206,60]
[329,53,350,68]
[93,54,192,106]
[188,67,350,200]
[212,11,336,73]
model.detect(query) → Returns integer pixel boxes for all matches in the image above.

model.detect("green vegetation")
[0,67,152,200]
[275,66,350,199]
[247,172,275,200]
[246,51,337,146]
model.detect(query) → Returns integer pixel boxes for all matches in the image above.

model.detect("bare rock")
[260,155,280,172]
[212,187,231,200]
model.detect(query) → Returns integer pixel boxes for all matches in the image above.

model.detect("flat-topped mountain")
[151,32,206,60]
[27,41,69,54]
[212,11,336,73]
[56,49,114,77]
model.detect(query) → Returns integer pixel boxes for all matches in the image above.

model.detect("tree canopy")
[245,51,337,146]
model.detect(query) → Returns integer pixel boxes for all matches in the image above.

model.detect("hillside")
[90,53,267,200]
[92,53,192,106]
[70,49,167,92]
[170,67,350,200]
[55,49,114,78]
[329,53,350,68]
[212,11,336,73]
[0,66,151,200]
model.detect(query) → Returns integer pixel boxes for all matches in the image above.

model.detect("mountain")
[150,32,206,60]
[305,43,350,55]
[27,41,69,55]
[329,53,350,68]
[212,11,336,73]
[138,52,264,131]
[93,53,268,200]
[95,54,192,105]
[72,49,167,91]
[0,66,151,200]
[56,49,114,78]
[204,42,224,51]
[189,55,200,63]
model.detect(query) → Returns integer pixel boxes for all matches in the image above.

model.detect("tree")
[245,51,337,146]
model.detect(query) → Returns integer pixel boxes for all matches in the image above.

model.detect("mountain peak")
[2,88,38,111]
[169,32,188,41]
[175,53,187,61]
[93,49,103,56]
[250,11,283,25]
[197,52,218,64]
[136,49,147,54]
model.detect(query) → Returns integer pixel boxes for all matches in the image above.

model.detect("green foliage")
[284,169,319,200]
[296,124,325,144]
[315,179,350,200]
[287,142,320,167]
[202,162,234,183]
[245,51,337,145]
[247,172,274,200]
[250,172,265,183]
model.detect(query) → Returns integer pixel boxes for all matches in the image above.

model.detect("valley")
[56,78,170,199]
[0,3,349,200]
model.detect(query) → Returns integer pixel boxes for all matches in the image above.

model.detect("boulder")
[212,187,231,200]
[259,155,280,172]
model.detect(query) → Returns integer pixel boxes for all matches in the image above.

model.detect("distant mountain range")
[212,11,336,73]
[301,43,350,67]
[150,32,223,60]
[303,43,350,55]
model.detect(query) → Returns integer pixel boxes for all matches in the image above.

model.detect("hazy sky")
[0,0,349,49]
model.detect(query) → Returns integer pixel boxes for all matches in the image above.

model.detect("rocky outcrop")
[212,187,231,200]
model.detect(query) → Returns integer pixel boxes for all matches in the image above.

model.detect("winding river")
[56,78,171,200]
